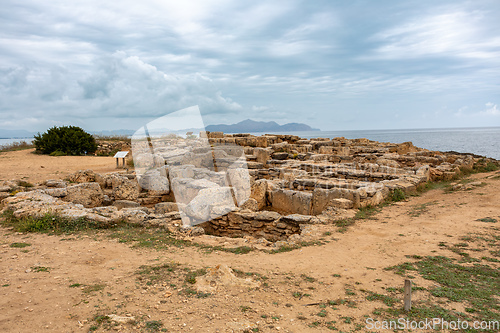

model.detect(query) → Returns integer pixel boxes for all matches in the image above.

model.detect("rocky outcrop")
[66,169,98,183]
[64,182,104,208]
[195,264,261,293]
[2,191,111,223]
[112,175,140,201]
[2,133,498,245]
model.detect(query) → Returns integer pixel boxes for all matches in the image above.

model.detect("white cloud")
[371,9,500,61]
[454,103,500,118]
[0,52,243,130]
[252,105,269,111]
[481,102,499,116]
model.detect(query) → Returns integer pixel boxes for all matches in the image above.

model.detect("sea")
[1,127,499,160]
[254,127,500,160]
[0,137,34,147]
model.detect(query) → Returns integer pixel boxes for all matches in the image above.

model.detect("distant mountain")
[0,129,35,139]
[92,129,136,137]
[205,119,319,133]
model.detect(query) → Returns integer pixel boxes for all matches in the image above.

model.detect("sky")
[0,0,499,132]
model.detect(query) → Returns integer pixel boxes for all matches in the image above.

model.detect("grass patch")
[232,269,268,282]
[385,255,500,324]
[472,160,500,173]
[301,274,316,283]
[408,201,437,217]
[1,210,118,234]
[476,217,498,223]
[145,320,163,332]
[365,291,398,307]
[268,241,324,254]
[31,266,50,272]
[9,242,31,248]
[82,284,106,294]
[0,141,34,153]
[292,291,311,299]
[136,262,212,298]
[416,180,452,193]
[389,188,406,202]
[240,305,252,312]
[17,180,34,188]
[355,205,380,220]
[110,225,257,254]
[137,263,179,282]
[185,268,207,284]
[109,225,189,249]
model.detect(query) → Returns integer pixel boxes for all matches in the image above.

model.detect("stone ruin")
[1,132,497,245]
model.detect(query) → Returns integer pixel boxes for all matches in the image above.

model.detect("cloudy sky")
[1,0,499,132]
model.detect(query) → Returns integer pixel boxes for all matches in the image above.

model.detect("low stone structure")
[1,133,498,244]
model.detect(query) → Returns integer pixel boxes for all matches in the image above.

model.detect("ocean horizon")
[1,126,499,160]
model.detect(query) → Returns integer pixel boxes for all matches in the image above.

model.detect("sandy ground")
[0,149,119,183]
[0,150,499,332]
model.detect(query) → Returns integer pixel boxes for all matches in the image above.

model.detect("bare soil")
[0,150,499,332]
[0,149,118,183]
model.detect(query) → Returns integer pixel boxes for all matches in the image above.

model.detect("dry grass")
[0,140,34,153]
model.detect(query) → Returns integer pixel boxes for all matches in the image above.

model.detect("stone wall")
[199,210,319,242]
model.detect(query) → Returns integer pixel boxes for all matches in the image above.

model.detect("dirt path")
[0,149,118,183]
[1,170,499,332]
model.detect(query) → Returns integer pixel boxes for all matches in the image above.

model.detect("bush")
[34,126,97,156]
[390,188,406,202]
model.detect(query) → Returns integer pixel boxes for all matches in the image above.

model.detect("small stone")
[112,200,140,210]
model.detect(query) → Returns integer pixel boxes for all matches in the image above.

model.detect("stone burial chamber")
[1,131,496,244]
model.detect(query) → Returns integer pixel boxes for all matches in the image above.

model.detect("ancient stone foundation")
[1,133,497,244]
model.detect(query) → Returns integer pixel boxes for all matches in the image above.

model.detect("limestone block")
[311,187,360,215]
[268,189,312,215]
[155,202,178,214]
[112,200,140,210]
[112,176,140,201]
[44,187,67,198]
[66,170,97,183]
[64,182,104,208]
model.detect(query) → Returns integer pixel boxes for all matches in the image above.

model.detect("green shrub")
[34,126,97,156]
[390,188,406,202]
[49,150,66,156]
[17,180,34,187]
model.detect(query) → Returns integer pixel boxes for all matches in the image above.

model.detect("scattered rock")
[195,264,261,293]
[106,314,135,324]
[64,183,104,208]
[155,202,178,214]
[44,187,67,198]
[112,176,140,201]
[67,170,97,183]
[112,200,140,210]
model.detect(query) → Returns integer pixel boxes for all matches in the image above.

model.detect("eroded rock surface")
[2,132,498,246]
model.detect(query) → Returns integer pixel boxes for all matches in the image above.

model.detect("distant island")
[205,119,319,133]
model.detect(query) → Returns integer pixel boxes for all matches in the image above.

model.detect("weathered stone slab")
[44,187,67,198]
[64,182,104,208]
[112,200,140,210]
[155,202,178,214]
[311,187,360,215]
[250,179,267,210]
[268,189,312,215]
[112,176,140,201]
